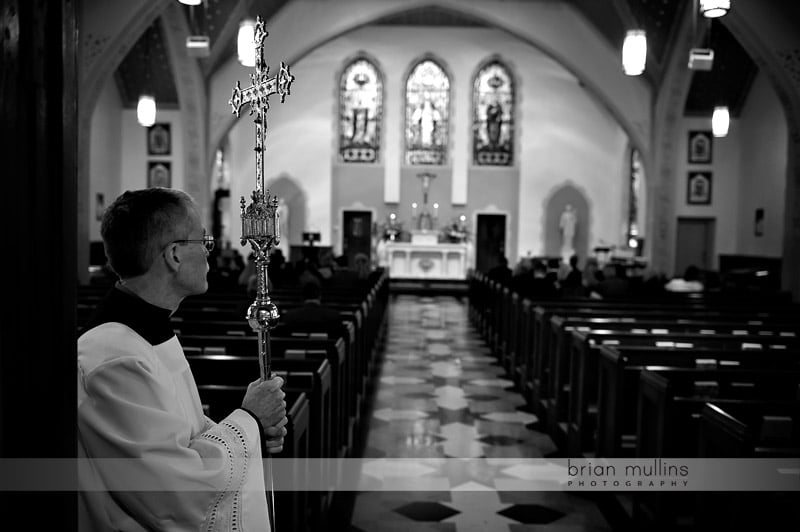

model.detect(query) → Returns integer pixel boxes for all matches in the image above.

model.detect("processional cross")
[229,15,294,381]
[229,15,294,531]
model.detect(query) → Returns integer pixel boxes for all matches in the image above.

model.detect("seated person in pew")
[278,281,347,338]
[664,264,705,293]
[78,188,288,531]
[590,263,632,299]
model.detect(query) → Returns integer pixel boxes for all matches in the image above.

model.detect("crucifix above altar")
[413,171,438,232]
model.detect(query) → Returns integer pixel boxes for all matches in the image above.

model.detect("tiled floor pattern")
[349,295,612,531]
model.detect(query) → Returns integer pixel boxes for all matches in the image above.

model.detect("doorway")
[475,214,507,273]
[675,217,716,275]
[342,210,373,268]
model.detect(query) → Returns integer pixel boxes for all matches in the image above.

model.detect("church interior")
[2,0,800,530]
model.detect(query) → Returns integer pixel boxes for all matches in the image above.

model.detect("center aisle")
[348,294,612,531]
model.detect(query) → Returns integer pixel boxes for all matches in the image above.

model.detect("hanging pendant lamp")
[237,19,257,67]
[622,30,647,76]
[712,106,729,137]
[137,94,157,127]
[700,0,731,18]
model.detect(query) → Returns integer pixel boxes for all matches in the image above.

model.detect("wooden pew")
[633,369,800,530]
[173,296,368,418]
[694,402,800,531]
[636,367,800,457]
[179,335,351,458]
[698,401,800,457]
[552,327,800,452]
[186,353,333,458]
[533,307,800,420]
[595,345,800,458]
[567,344,800,458]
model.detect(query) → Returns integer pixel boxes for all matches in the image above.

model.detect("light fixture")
[178,0,202,5]
[237,19,256,67]
[137,25,156,127]
[186,35,210,57]
[622,30,647,76]
[688,48,714,70]
[137,94,156,127]
[699,0,730,18]
[712,106,729,137]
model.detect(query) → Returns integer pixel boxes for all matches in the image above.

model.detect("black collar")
[81,286,175,345]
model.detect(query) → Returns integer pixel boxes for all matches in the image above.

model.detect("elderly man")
[78,188,286,531]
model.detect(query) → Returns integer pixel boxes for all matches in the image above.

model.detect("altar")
[381,231,470,280]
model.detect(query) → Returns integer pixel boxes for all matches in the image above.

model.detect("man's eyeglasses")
[172,234,215,252]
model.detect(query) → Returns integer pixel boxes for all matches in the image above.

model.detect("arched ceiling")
[113,0,757,117]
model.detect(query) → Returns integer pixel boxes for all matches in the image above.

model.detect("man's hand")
[264,416,288,454]
[241,376,286,429]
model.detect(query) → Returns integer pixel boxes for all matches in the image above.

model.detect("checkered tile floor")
[349,295,611,531]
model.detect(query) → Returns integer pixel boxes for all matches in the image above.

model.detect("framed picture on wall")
[147,123,171,156]
[687,171,712,205]
[688,130,712,164]
[148,161,171,188]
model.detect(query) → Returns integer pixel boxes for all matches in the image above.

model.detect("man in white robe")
[78,188,287,531]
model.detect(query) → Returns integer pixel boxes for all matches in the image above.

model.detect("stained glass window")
[472,60,514,166]
[405,59,450,165]
[627,148,643,247]
[339,57,383,163]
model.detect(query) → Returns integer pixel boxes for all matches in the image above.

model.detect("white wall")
[89,79,123,241]
[737,70,787,256]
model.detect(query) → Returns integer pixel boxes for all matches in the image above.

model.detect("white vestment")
[78,288,270,531]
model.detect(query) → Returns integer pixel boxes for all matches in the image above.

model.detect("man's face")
[174,208,210,297]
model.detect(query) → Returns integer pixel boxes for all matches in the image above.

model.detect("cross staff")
[229,15,293,532]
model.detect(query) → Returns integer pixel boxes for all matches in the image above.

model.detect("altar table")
[382,241,470,280]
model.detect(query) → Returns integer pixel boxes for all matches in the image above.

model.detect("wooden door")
[342,210,372,267]
[675,217,715,275]
[476,214,507,273]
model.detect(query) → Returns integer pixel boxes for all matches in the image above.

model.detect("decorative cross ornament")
[228,15,295,382]
[228,17,293,532]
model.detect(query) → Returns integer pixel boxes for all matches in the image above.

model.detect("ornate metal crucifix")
[229,15,294,382]
[228,17,294,531]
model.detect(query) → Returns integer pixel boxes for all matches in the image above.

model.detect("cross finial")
[229,15,295,195]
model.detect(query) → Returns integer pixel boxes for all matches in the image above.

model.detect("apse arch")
[208,0,652,166]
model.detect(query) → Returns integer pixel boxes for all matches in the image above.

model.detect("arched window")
[627,148,644,249]
[338,57,383,163]
[405,58,450,165]
[472,59,514,166]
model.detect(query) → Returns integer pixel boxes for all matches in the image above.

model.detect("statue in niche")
[559,204,578,263]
